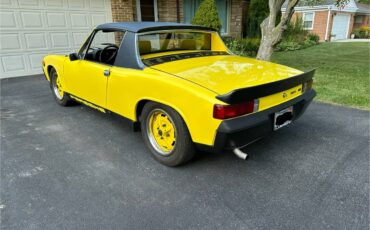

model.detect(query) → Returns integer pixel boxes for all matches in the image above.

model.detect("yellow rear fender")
[134,97,203,144]
[135,97,188,125]
[107,67,224,145]
[133,95,221,146]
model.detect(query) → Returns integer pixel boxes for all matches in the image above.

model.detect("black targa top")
[94,22,216,69]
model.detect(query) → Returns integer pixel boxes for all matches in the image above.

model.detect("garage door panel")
[90,0,106,9]
[0,11,17,28]
[67,0,85,8]
[24,33,48,49]
[0,34,22,51]
[0,58,4,73]
[0,0,14,7]
[18,0,40,7]
[45,0,64,8]
[2,55,26,72]
[20,11,43,28]
[46,12,67,28]
[332,14,350,40]
[1,0,112,78]
[29,53,46,70]
[91,13,108,27]
[50,32,70,48]
[70,13,90,28]
[72,32,90,47]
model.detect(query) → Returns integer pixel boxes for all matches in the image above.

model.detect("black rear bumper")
[197,89,316,153]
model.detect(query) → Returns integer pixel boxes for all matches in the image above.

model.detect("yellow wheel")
[53,74,64,100]
[49,67,73,106]
[141,102,196,166]
[147,109,177,155]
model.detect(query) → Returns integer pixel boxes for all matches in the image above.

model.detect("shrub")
[307,33,320,43]
[191,0,222,32]
[275,41,301,51]
[283,17,308,42]
[353,26,370,38]
[275,17,320,51]
[223,37,261,57]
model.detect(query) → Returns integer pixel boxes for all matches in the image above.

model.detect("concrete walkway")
[333,39,370,42]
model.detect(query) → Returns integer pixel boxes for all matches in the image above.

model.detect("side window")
[78,33,93,59]
[83,30,125,65]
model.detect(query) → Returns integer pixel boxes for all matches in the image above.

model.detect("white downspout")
[325,6,331,41]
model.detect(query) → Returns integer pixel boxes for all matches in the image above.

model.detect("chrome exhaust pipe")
[233,148,248,160]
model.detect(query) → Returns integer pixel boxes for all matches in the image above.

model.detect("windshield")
[138,31,211,55]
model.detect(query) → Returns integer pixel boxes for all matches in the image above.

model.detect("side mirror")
[69,53,79,61]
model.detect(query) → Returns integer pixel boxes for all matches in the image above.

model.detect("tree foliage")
[191,0,222,32]
[357,0,370,4]
[308,0,351,7]
[246,0,269,38]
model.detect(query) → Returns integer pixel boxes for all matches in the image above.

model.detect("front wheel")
[140,102,196,166]
[49,68,73,106]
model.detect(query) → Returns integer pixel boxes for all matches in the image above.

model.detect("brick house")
[283,0,370,41]
[112,0,248,38]
[0,0,247,78]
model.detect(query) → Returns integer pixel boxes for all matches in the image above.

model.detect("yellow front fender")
[43,55,67,82]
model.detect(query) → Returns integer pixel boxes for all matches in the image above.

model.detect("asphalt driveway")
[1,75,369,230]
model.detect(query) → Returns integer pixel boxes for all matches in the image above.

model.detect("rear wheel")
[140,102,196,166]
[49,68,73,106]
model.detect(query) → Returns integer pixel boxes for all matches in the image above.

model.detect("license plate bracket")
[274,106,293,131]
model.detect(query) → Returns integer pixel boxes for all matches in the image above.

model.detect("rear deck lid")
[146,54,303,95]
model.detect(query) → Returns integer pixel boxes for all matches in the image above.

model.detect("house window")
[184,0,229,34]
[355,15,363,24]
[136,0,158,21]
[303,12,314,30]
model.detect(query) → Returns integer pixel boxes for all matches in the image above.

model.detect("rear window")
[138,31,211,55]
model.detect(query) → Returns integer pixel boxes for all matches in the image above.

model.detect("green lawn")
[272,42,370,109]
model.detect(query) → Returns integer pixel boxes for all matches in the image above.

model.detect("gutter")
[325,6,332,41]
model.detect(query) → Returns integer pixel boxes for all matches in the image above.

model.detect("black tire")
[140,102,196,166]
[49,68,73,106]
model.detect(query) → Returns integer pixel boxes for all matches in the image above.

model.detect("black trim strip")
[68,93,140,132]
[142,51,229,66]
[216,69,315,104]
[68,94,107,113]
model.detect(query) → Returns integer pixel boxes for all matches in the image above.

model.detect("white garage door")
[0,0,112,78]
[331,14,350,40]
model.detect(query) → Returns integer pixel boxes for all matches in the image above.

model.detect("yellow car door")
[63,29,125,108]
[64,60,109,108]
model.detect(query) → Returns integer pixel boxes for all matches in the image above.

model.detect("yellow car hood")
[149,55,302,95]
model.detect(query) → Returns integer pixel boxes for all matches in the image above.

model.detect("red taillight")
[213,100,258,119]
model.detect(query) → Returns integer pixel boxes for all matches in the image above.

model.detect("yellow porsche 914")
[42,22,316,166]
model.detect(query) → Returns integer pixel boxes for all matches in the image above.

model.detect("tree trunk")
[256,0,299,61]
[256,37,274,60]
[256,16,276,61]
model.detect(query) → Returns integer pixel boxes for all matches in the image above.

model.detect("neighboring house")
[0,0,247,78]
[282,0,370,42]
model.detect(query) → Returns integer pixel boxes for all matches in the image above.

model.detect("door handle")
[103,69,110,77]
